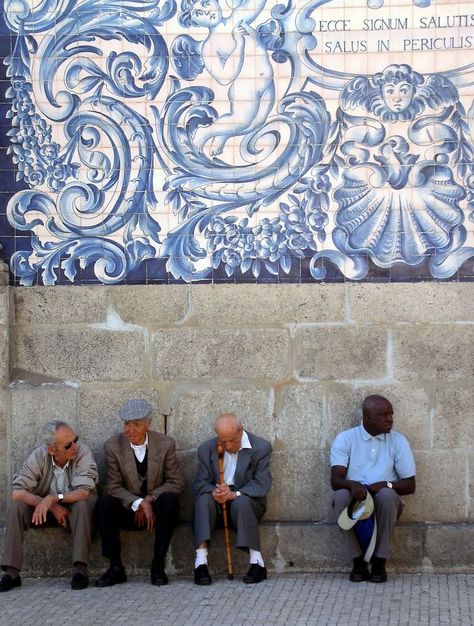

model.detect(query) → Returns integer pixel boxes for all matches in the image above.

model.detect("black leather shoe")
[71,572,89,590]
[0,574,22,592]
[194,564,212,586]
[370,557,387,583]
[95,565,127,588]
[242,564,267,584]
[350,557,370,582]
[151,562,168,586]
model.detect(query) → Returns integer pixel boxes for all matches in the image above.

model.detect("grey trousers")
[332,488,403,560]
[1,496,96,572]
[194,493,265,551]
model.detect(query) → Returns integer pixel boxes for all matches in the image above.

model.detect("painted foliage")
[1,0,474,284]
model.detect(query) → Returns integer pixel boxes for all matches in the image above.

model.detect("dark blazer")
[104,430,185,508]
[193,431,272,508]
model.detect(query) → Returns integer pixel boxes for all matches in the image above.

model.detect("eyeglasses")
[61,436,79,450]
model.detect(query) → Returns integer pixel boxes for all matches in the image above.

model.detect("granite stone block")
[15,327,146,382]
[167,385,273,450]
[14,287,108,324]
[189,284,345,326]
[10,383,79,476]
[295,326,387,381]
[153,328,290,382]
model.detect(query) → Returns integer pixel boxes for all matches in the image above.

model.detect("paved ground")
[1,573,473,626]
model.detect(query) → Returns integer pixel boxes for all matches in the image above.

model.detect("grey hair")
[215,413,243,428]
[37,420,71,447]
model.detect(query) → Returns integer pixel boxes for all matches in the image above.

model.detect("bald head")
[215,413,243,453]
[362,395,393,436]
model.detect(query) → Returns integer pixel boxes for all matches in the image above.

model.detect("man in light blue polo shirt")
[330,394,416,583]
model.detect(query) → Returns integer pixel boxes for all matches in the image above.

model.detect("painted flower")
[27,169,46,186]
[40,144,59,160]
[16,100,35,119]
[310,172,330,194]
[258,233,287,262]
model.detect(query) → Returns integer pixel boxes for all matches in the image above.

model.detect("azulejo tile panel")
[0,0,473,284]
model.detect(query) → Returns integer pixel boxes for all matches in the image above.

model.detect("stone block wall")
[1,283,473,574]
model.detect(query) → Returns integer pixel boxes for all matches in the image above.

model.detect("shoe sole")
[242,575,267,584]
[350,575,370,582]
[194,579,212,585]
[95,579,127,588]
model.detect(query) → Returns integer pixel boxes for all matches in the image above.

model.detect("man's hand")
[134,508,147,528]
[31,494,57,525]
[212,484,235,504]
[349,481,367,501]
[50,503,69,528]
[139,498,155,531]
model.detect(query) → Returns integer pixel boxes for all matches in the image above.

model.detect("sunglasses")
[61,436,79,450]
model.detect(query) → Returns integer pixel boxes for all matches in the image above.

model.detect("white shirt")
[49,459,71,496]
[131,433,148,511]
[223,430,252,485]
[330,423,416,484]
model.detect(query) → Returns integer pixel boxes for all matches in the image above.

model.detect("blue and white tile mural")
[0,0,474,284]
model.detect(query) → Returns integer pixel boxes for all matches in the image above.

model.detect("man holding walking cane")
[193,413,272,585]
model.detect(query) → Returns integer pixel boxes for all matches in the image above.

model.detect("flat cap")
[119,399,152,422]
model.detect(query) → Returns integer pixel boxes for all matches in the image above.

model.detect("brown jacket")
[104,430,185,508]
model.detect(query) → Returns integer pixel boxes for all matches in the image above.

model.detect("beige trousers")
[1,496,96,572]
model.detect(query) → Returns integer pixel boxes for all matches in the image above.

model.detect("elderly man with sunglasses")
[0,420,98,592]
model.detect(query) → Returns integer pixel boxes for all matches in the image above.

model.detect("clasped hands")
[212,484,237,504]
[350,481,388,500]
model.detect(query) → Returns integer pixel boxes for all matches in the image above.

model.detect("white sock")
[249,549,265,567]
[195,548,208,568]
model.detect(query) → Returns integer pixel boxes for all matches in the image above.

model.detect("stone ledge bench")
[1,522,472,577]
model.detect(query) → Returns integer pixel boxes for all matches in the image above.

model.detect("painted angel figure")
[174,0,275,156]
[331,64,467,268]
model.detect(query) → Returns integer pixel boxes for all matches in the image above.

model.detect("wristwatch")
[235,491,242,497]
[57,493,64,501]
[386,481,393,489]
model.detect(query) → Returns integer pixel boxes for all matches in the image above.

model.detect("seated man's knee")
[332,489,351,513]
[71,498,95,518]
[231,494,253,513]
[195,493,214,509]
[375,487,399,507]
[96,494,121,515]
[154,492,179,511]
[8,500,31,518]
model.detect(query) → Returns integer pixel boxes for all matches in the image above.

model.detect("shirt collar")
[52,457,69,471]
[360,423,385,441]
[240,430,252,451]
[130,432,148,452]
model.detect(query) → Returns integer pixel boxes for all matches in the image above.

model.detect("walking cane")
[217,442,234,580]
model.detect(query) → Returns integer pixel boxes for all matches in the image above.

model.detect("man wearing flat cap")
[0,420,97,592]
[330,394,416,583]
[95,398,185,587]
